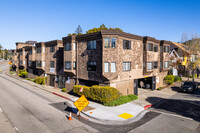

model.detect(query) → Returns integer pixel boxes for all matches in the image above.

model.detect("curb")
[52,92,74,102]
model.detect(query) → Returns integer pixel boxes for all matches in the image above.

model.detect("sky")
[0,0,200,49]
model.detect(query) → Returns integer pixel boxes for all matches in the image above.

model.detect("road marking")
[151,110,194,121]
[0,107,2,112]
[14,127,20,132]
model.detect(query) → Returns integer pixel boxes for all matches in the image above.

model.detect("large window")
[147,62,153,70]
[37,47,41,53]
[73,61,76,70]
[154,61,158,69]
[123,40,131,49]
[164,46,170,53]
[65,61,71,70]
[29,50,32,55]
[50,46,55,52]
[104,62,109,73]
[147,43,153,51]
[87,40,96,50]
[111,62,116,72]
[111,38,116,48]
[50,61,55,68]
[36,61,41,67]
[164,61,169,68]
[87,62,96,71]
[64,43,71,51]
[104,38,110,48]
[123,62,131,71]
[154,45,158,52]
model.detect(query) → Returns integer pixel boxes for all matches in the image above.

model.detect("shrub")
[34,76,45,85]
[26,78,35,82]
[73,85,120,104]
[164,75,175,85]
[18,69,28,78]
[174,76,182,82]
[190,74,197,78]
[62,88,66,92]
[104,94,138,106]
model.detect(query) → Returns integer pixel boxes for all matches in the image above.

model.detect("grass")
[104,94,138,106]
[26,78,35,82]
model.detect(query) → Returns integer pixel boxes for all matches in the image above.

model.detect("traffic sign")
[74,95,89,112]
[0,69,1,71]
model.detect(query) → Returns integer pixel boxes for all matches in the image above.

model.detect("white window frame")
[43,61,45,67]
[147,62,153,70]
[73,43,76,51]
[104,62,109,73]
[111,62,116,73]
[43,47,45,53]
[164,61,169,68]
[123,62,131,71]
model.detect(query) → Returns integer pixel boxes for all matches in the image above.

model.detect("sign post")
[73,95,89,121]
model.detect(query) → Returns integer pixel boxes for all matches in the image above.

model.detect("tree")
[181,32,200,81]
[75,25,82,34]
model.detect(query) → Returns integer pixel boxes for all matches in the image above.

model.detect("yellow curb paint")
[118,113,133,119]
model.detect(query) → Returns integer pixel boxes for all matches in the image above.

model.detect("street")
[0,62,200,133]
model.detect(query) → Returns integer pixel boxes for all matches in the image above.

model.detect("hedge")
[164,75,182,85]
[73,85,120,104]
[174,76,182,82]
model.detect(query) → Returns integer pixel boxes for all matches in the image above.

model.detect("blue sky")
[0,0,200,49]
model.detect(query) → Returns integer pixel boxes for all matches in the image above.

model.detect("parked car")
[180,81,198,93]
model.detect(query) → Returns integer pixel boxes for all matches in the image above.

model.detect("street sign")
[74,95,89,112]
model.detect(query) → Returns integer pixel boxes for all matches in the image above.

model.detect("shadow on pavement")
[146,96,200,122]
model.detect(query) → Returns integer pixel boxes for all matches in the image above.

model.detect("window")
[123,40,131,49]
[73,61,76,70]
[23,51,25,55]
[20,60,22,65]
[37,47,41,53]
[104,62,109,72]
[164,46,170,53]
[147,62,153,70]
[160,61,163,69]
[64,43,71,51]
[147,43,153,51]
[73,43,76,51]
[29,50,32,55]
[50,46,55,52]
[123,62,131,71]
[50,61,55,68]
[104,38,110,48]
[87,40,96,50]
[164,61,169,68]
[111,38,116,48]
[154,61,158,68]
[36,61,41,67]
[65,61,71,70]
[154,45,158,52]
[23,61,25,65]
[111,62,116,72]
[87,62,96,71]
[29,60,32,66]
[43,61,45,67]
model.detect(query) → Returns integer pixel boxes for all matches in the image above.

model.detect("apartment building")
[62,30,170,95]
[43,40,63,88]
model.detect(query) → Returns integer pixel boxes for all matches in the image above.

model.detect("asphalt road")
[0,62,200,133]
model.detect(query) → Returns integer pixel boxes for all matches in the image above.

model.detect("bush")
[34,76,45,85]
[190,74,197,78]
[164,75,175,85]
[18,69,28,78]
[104,94,138,106]
[62,88,66,92]
[174,76,182,82]
[26,78,35,82]
[73,85,120,104]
